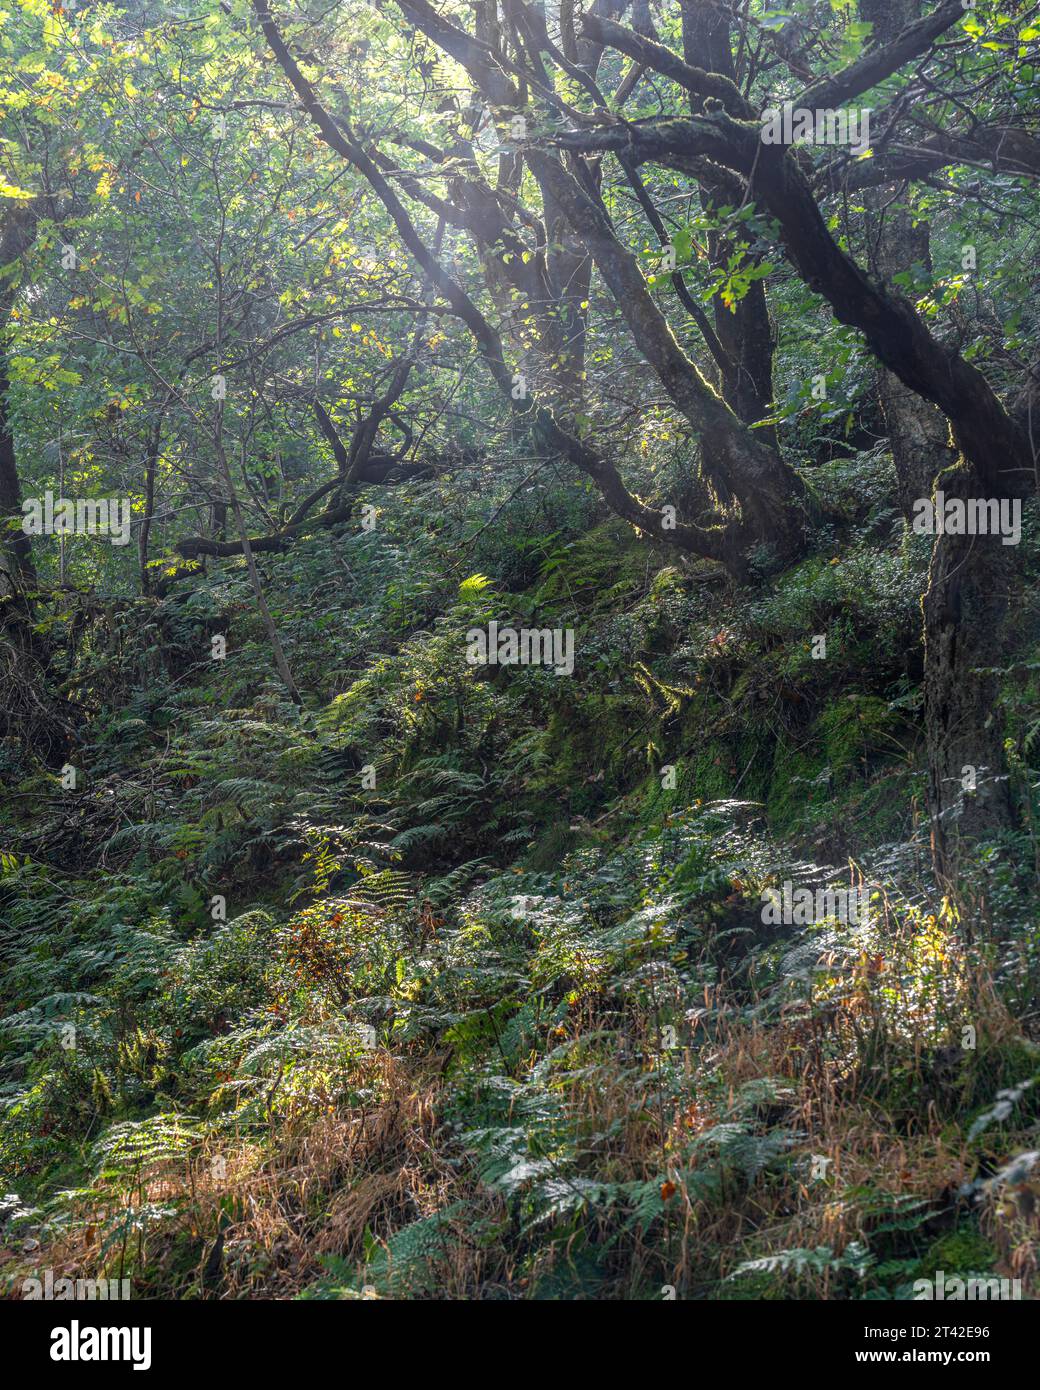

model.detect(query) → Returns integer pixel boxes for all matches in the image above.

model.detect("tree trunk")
[680,0,778,449]
[871,215,957,518]
[922,465,1014,888]
[861,0,1017,885]
[0,326,38,604]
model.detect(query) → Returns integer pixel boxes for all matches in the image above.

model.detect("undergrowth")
[2,470,1040,1300]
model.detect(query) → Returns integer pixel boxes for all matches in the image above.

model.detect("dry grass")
[10,1051,480,1299]
[6,899,1038,1302]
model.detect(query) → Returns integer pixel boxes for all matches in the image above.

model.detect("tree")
[251,0,1039,882]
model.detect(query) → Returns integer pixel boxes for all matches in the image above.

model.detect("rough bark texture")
[680,2,777,447]
[527,148,805,553]
[863,0,1017,879]
[922,467,1015,885]
[0,210,39,604]
[556,110,1035,494]
[0,354,37,600]
[860,0,958,519]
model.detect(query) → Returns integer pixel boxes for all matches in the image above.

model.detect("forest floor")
[2,462,1040,1300]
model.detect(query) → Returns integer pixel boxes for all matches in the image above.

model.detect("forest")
[1,0,1039,1315]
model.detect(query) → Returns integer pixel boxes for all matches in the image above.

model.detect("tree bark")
[862,0,1017,883]
[679,1,777,447]
[0,353,37,602]
[922,467,1015,886]
[0,209,39,607]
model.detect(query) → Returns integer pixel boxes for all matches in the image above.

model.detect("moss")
[766,697,909,840]
[676,729,773,806]
[910,1228,998,1282]
[818,696,896,769]
[538,693,641,804]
